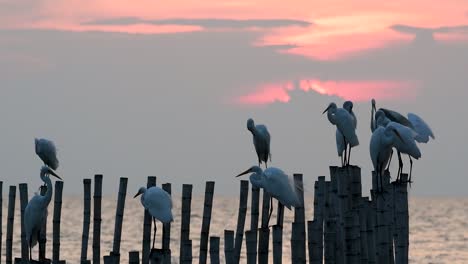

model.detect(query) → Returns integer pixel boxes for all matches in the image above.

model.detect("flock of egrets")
[23,98,434,261]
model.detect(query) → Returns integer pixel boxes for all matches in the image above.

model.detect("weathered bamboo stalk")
[293,174,306,264]
[179,184,193,264]
[0,181,2,264]
[234,180,249,264]
[6,186,15,264]
[53,181,64,263]
[324,218,337,264]
[373,171,390,264]
[199,181,215,264]
[19,183,29,262]
[209,236,220,264]
[308,220,321,264]
[182,240,192,264]
[128,251,139,264]
[245,230,257,264]
[39,185,48,262]
[332,166,347,264]
[224,230,235,264]
[290,222,302,263]
[251,187,260,231]
[359,197,369,264]
[258,189,270,264]
[149,249,166,264]
[93,174,103,264]
[142,176,156,264]
[367,199,377,264]
[344,211,361,264]
[80,179,92,264]
[272,225,283,264]
[111,177,128,263]
[312,176,326,263]
[161,183,172,264]
[394,174,409,264]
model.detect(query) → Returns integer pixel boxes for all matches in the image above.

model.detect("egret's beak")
[322,105,331,114]
[133,191,143,198]
[393,129,404,142]
[371,99,376,111]
[236,168,253,177]
[47,169,62,180]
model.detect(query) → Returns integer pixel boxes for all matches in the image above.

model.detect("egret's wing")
[335,129,345,157]
[408,113,434,143]
[380,108,414,130]
[255,125,271,162]
[35,138,59,170]
[144,187,173,223]
[335,109,359,147]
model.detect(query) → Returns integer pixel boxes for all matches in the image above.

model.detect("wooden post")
[258,189,270,264]
[161,183,172,264]
[344,211,361,264]
[245,231,257,264]
[39,185,48,262]
[272,225,283,264]
[209,236,220,264]
[53,181,64,263]
[19,183,29,262]
[179,184,193,264]
[0,181,2,264]
[394,174,409,264]
[293,174,306,264]
[290,222,303,263]
[81,179,92,263]
[234,180,249,264]
[182,240,192,264]
[142,176,157,264]
[199,181,215,264]
[110,177,128,263]
[367,199,377,264]
[359,197,369,264]
[224,230,235,264]
[128,251,139,264]
[324,218,337,264]
[308,220,321,264]
[373,171,390,264]
[149,248,166,264]
[93,174,103,264]
[312,176,326,263]
[6,186,15,264]
[331,166,347,264]
[251,187,260,231]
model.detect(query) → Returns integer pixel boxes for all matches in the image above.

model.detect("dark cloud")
[390,24,468,42]
[83,17,312,28]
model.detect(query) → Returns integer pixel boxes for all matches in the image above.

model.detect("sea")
[1,196,467,263]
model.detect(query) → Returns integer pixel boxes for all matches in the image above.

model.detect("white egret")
[323,102,359,166]
[336,101,357,166]
[134,186,173,249]
[35,138,59,171]
[236,165,301,226]
[247,118,271,168]
[370,125,403,192]
[25,166,62,261]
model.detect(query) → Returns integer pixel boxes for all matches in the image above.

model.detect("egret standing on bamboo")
[25,166,62,261]
[247,118,271,168]
[323,102,359,166]
[134,186,173,250]
[336,101,357,166]
[236,165,301,226]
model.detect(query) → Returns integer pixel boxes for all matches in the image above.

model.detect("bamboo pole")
[367,199,377,264]
[0,181,2,264]
[39,185,48,262]
[312,176,326,263]
[290,222,302,263]
[19,183,29,262]
[142,176,157,264]
[272,225,283,264]
[53,181,64,263]
[6,186,15,264]
[182,240,192,264]
[224,230,235,264]
[209,236,220,264]
[179,184,193,264]
[251,187,260,231]
[234,180,249,264]
[258,190,270,264]
[149,249,166,264]
[93,174,103,264]
[161,183,172,264]
[359,197,369,264]
[373,171,390,264]
[332,166,347,264]
[81,179,92,263]
[394,174,409,264]
[245,231,257,264]
[199,181,215,264]
[111,177,128,263]
[308,220,321,264]
[293,174,306,264]
[324,218,337,264]
[128,251,139,264]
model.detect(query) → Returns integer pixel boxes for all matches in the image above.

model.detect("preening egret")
[236,165,301,226]
[323,102,359,166]
[247,118,271,168]
[35,138,59,170]
[25,166,62,261]
[370,125,403,192]
[134,186,173,249]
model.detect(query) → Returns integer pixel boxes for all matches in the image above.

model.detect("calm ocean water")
[1,196,467,263]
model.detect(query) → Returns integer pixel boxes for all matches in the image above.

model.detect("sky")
[1,0,468,197]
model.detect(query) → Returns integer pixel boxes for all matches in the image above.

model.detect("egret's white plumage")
[324,102,359,166]
[35,138,59,170]
[236,165,301,225]
[247,118,271,168]
[408,113,435,143]
[25,166,62,261]
[134,186,173,249]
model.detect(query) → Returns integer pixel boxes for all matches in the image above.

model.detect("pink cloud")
[236,78,418,105]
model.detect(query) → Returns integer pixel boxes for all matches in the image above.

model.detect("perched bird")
[35,138,59,171]
[134,186,173,249]
[25,166,62,261]
[323,102,359,166]
[336,101,357,166]
[247,118,271,168]
[236,165,301,226]
[370,125,403,192]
